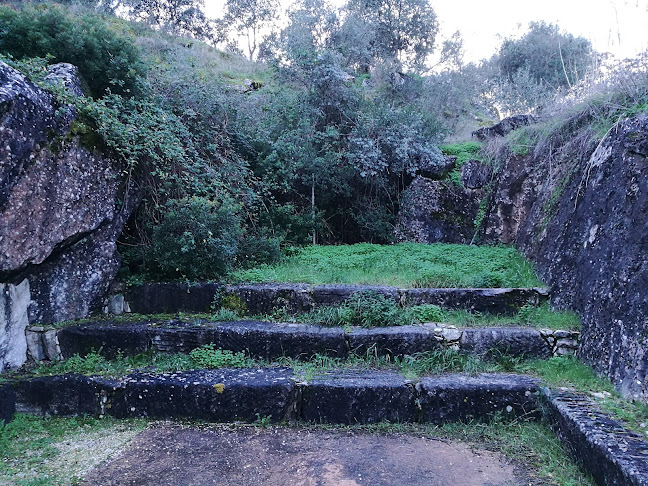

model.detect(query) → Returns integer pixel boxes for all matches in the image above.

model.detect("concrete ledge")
[348,326,441,358]
[110,368,296,422]
[0,383,15,424]
[402,287,549,315]
[541,388,648,486]
[417,374,540,424]
[14,374,119,416]
[123,283,549,316]
[460,327,551,359]
[300,370,417,424]
[126,283,223,314]
[56,321,574,362]
[12,370,540,426]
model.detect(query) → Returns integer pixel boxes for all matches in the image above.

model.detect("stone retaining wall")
[122,283,549,317]
[13,370,539,425]
[48,321,579,362]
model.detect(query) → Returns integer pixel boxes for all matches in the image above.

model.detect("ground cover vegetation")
[230,242,541,287]
[0,0,610,283]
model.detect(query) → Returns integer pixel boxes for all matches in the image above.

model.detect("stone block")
[125,283,223,314]
[460,327,551,358]
[417,374,539,424]
[110,369,296,423]
[0,383,15,424]
[403,288,549,315]
[300,370,417,424]
[0,280,30,371]
[541,387,648,486]
[348,326,440,358]
[13,374,118,416]
[311,285,400,307]
[225,284,313,315]
[58,322,150,359]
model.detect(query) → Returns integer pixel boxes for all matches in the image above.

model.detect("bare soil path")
[83,424,525,486]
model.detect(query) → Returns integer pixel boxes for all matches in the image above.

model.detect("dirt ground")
[82,424,525,486]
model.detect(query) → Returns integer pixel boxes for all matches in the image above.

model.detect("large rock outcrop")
[484,114,648,399]
[0,61,140,370]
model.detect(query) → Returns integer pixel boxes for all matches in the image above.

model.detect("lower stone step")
[542,388,648,486]
[0,383,15,424]
[11,370,539,425]
[50,320,578,362]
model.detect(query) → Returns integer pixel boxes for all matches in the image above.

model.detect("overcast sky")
[205,0,648,62]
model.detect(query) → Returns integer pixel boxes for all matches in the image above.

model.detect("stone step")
[11,370,539,425]
[48,320,579,362]
[0,383,15,424]
[542,388,648,486]
[120,283,549,316]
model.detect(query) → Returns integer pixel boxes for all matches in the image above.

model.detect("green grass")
[431,420,594,485]
[0,414,145,486]
[260,301,580,331]
[230,243,542,288]
[440,141,485,186]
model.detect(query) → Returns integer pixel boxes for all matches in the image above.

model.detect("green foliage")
[345,0,438,70]
[0,3,145,97]
[410,304,444,322]
[436,420,594,485]
[497,21,593,90]
[0,414,145,486]
[123,0,210,39]
[308,291,414,328]
[149,197,241,280]
[210,308,243,321]
[220,293,248,315]
[231,243,542,288]
[188,344,252,369]
[440,141,484,186]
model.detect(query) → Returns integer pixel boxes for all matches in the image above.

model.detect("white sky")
[204,0,648,62]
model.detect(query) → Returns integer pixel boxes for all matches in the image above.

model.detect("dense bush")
[0,3,145,97]
[149,197,241,280]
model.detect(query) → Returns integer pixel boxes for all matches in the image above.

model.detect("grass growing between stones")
[272,300,580,331]
[520,356,648,437]
[230,243,542,288]
[341,420,594,486]
[0,414,146,486]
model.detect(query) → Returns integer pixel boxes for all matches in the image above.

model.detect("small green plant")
[440,141,484,187]
[411,304,445,322]
[221,293,248,316]
[210,308,242,321]
[254,413,273,427]
[189,344,251,369]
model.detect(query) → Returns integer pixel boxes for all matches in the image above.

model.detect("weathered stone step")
[10,370,539,425]
[0,383,15,424]
[121,283,549,316]
[542,388,648,486]
[49,320,579,362]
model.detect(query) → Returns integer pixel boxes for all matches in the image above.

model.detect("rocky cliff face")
[484,114,648,399]
[0,61,139,371]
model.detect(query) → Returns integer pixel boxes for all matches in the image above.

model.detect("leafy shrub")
[411,304,445,322]
[472,272,506,288]
[0,3,145,97]
[308,291,414,328]
[189,344,251,369]
[150,197,241,280]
